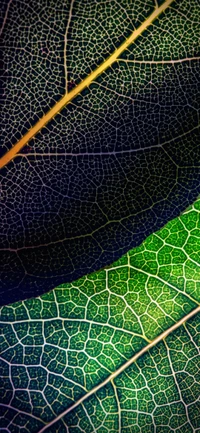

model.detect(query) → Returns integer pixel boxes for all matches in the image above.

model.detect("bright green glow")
[0,198,200,432]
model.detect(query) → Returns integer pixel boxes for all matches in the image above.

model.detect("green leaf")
[1,198,199,432]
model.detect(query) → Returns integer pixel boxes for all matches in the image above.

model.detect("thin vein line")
[112,380,121,432]
[64,0,75,92]
[117,57,200,64]
[0,403,44,424]
[0,316,149,341]
[16,123,200,159]
[0,0,175,170]
[37,305,200,433]
[0,0,13,36]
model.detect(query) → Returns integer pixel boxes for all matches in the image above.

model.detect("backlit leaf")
[0,197,199,432]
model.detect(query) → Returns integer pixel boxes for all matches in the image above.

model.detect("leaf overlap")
[0,0,200,304]
[0,1,200,429]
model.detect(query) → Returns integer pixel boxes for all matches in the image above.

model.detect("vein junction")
[0,0,175,170]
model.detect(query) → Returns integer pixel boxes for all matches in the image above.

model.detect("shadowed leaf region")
[0,0,200,304]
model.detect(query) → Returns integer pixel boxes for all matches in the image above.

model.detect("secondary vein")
[0,0,175,170]
[37,305,200,433]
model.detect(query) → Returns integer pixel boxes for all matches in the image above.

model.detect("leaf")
[1,0,200,305]
[0,0,174,168]
[0,197,200,432]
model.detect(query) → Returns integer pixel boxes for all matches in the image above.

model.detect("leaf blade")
[1,0,199,307]
[0,0,175,170]
[36,306,200,433]
[0,196,199,431]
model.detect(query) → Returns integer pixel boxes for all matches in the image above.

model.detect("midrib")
[37,305,200,433]
[0,0,175,170]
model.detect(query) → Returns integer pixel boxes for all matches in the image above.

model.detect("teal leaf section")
[0,198,200,432]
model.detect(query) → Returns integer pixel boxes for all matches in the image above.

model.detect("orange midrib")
[0,0,175,170]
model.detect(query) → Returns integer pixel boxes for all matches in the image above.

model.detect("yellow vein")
[0,0,175,170]
[37,305,200,433]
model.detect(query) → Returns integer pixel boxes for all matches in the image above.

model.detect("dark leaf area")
[0,0,200,305]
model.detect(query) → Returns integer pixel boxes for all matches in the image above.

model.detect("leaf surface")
[0,0,174,168]
[0,0,200,304]
[0,197,200,432]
